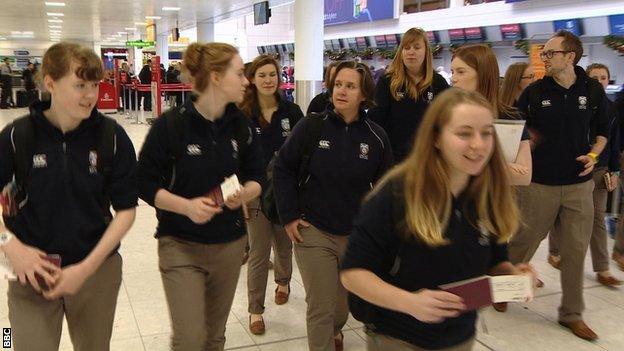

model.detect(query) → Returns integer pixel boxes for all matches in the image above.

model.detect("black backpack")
[260,113,326,224]
[10,113,117,205]
[348,182,406,326]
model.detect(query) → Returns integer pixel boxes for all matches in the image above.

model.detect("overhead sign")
[126,40,154,48]
[464,27,485,41]
[13,50,29,56]
[449,29,466,44]
[553,19,583,37]
[324,0,394,26]
[608,14,624,36]
[500,23,523,40]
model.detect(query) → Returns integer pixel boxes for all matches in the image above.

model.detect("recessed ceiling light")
[145,16,161,19]
[49,25,62,28]
[124,27,137,31]
[46,12,64,16]
[45,2,66,6]
[162,7,180,11]
[135,22,147,26]
[50,30,61,34]
[48,19,63,23]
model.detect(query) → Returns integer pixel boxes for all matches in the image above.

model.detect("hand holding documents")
[494,119,526,163]
[206,175,242,207]
[440,275,533,311]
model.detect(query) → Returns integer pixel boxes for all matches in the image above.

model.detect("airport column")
[294,0,324,114]
[156,34,169,69]
[449,0,464,8]
[197,21,215,42]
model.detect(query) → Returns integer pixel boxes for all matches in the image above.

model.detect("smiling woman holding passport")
[341,89,535,351]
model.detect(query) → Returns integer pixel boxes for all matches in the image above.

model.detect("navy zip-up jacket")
[273,109,393,235]
[0,101,138,266]
[247,99,304,171]
[137,101,265,244]
[369,72,449,161]
[341,180,508,349]
[517,66,610,185]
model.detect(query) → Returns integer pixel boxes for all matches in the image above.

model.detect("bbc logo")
[2,328,10,348]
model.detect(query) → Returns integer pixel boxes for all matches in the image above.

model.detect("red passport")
[439,276,492,311]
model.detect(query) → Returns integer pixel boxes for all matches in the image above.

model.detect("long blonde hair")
[372,88,519,246]
[386,28,434,101]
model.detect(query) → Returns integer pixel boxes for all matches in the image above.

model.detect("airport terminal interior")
[1,0,624,350]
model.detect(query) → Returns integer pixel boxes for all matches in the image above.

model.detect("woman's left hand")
[515,263,540,288]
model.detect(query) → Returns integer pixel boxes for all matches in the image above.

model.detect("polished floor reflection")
[1,108,623,351]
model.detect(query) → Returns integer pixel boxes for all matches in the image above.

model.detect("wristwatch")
[0,232,14,246]
[587,152,598,163]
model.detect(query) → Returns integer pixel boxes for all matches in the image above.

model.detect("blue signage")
[553,19,583,37]
[609,14,624,36]
[324,0,394,27]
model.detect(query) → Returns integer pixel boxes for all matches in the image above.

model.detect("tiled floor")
[1,107,624,350]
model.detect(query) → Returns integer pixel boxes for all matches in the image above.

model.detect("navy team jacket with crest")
[137,100,265,244]
[0,100,138,266]
[273,109,393,236]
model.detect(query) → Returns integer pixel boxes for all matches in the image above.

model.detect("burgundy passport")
[36,254,62,291]
[439,276,492,311]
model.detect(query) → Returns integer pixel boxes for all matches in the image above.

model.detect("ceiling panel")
[0,0,292,44]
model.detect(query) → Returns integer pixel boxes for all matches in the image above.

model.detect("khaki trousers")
[509,181,594,322]
[159,234,247,351]
[549,167,610,272]
[8,252,122,351]
[366,332,475,351]
[246,199,293,314]
[295,225,349,351]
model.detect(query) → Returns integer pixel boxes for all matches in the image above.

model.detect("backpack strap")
[166,109,187,162]
[10,115,36,193]
[297,113,325,185]
[388,181,406,278]
[95,114,118,181]
[233,114,252,158]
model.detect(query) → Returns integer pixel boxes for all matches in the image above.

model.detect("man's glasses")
[539,50,571,60]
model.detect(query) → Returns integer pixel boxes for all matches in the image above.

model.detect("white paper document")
[494,119,526,163]
[490,275,533,303]
[0,253,16,281]
[221,174,242,201]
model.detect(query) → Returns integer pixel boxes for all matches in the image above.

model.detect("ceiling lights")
[135,22,147,26]
[145,16,161,20]
[162,7,181,11]
[45,2,66,6]
[125,27,137,31]
[46,12,64,16]
[49,25,62,28]
[48,19,63,23]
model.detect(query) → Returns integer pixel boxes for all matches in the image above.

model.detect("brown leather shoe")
[548,254,561,270]
[249,315,265,335]
[493,302,508,312]
[558,320,598,341]
[334,331,344,351]
[275,284,290,305]
[613,252,624,271]
[597,273,623,287]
